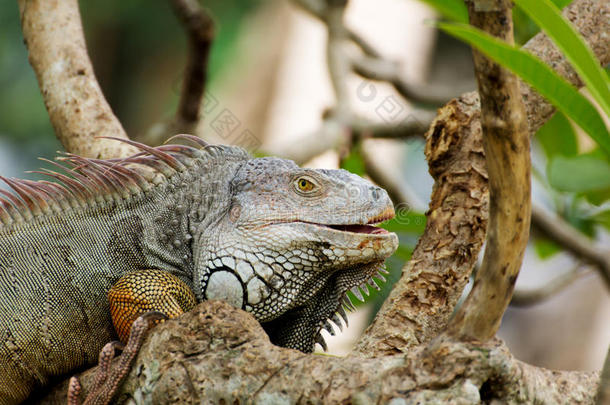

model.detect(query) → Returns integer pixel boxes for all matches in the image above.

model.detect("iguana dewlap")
[0,136,397,404]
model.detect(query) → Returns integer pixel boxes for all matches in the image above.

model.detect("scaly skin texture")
[0,139,397,404]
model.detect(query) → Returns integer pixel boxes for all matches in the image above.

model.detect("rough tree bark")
[16,0,608,403]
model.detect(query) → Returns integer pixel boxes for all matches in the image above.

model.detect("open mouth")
[322,206,394,235]
[326,224,389,235]
[263,206,395,235]
[325,208,394,235]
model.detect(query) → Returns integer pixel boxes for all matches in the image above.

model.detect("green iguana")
[0,136,398,404]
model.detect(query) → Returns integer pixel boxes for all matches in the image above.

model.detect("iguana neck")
[136,157,245,281]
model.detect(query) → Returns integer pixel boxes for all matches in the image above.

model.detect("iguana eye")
[294,176,317,194]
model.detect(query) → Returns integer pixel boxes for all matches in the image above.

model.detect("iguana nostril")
[371,187,380,200]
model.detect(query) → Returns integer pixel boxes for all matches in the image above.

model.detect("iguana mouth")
[326,224,389,235]
[262,205,395,234]
[307,205,395,235]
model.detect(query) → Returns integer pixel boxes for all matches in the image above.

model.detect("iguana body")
[0,137,397,404]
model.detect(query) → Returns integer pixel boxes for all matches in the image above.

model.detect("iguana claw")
[67,311,167,405]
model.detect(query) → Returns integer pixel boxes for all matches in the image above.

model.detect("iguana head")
[194,155,398,352]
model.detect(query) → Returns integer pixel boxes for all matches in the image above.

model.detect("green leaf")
[550,0,573,8]
[548,155,610,192]
[533,238,561,259]
[417,0,467,23]
[513,0,610,120]
[438,22,610,157]
[512,6,541,45]
[536,111,578,158]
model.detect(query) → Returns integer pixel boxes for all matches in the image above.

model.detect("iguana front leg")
[108,270,197,342]
[67,270,197,404]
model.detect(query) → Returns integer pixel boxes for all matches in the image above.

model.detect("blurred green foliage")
[0,2,55,145]
[533,238,561,260]
[340,141,366,176]
[0,0,260,151]
[549,154,610,193]
[536,112,578,158]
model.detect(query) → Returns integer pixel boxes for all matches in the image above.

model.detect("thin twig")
[352,56,462,106]
[292,0,326,18]
[510,265,592,307]
[531,202,610,288]
[352,114,432,140]
[170,0,215,131]
[348,30,382,58]
[293,0,460,106]
[141,0,215,145]
[276,113,431,165]
[325,0,351,121]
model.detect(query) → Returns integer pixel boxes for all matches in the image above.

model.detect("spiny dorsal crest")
[0,135,248,227]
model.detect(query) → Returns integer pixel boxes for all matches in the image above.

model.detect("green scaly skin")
[0,138,397,404]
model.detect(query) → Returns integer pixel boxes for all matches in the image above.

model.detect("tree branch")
[446,0,531,341]
[354,0,609,357]
[141,0,214,146]
[18,0,136,158]
[42,301,599,404]
[532,202,610,287]
[279,112,432,165]
[325,0,351,121]
[170,0,214,132]
[510,264,591,307]
[352,55,467,107]
[294,0,461,106]
[352,113,433,139]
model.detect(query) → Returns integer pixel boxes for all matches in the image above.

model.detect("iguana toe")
[67,312,167,405]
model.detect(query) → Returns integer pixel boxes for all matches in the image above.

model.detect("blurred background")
[0,0,607,371]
